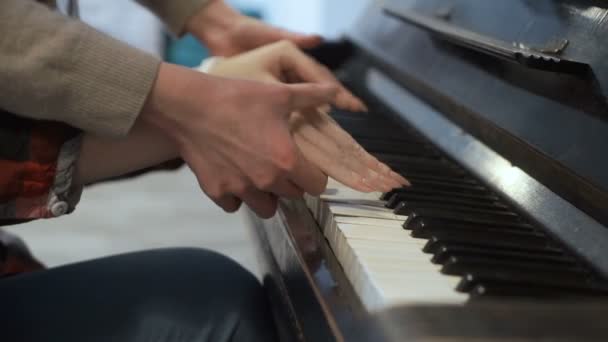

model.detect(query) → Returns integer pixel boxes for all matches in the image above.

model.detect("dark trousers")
[0,248,278,342]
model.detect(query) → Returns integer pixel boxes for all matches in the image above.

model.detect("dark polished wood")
[247,200,370,342]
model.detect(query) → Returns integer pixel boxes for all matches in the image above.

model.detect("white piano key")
[328,203,407,221]
[335,227,467,310]
[321,178,385,206]
[304,178,468,310]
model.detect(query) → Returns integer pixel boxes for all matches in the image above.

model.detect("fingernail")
[358,100,369,112]
[393,172,411,187]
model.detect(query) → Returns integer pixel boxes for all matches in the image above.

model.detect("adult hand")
[141,63,335,218]
[207,40,367,113]
[289,109,409,193]
[204,42,409,192]
[186,0,322,57]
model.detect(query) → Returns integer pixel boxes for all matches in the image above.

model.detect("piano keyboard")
[304,108,608,312]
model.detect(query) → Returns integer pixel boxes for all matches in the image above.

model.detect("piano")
[246,0,608,340]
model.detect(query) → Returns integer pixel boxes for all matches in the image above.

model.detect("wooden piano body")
[247,0,608,340]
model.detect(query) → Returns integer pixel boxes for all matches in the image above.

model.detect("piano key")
[394,200,515,216]
[377,155,464,173]
[409,218,543,239]
[470,283,608,299]
[457,271,608,294]
[441,255,588,277]
[329,203,408,221]
[431,244,576,265]
[383,188,499,202]
[355,138,440,158]
[405,174,481,185]
[388,198,509,215]
[404,209,524,229]
[409,179,490,193]
[330,117,418,142]
[405,216,535,233]
[423,232,562,254]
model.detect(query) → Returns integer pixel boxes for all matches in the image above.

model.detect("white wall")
[229,0,371,39]
[79,0,164,56]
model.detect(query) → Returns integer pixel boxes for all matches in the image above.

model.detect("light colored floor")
[6,167,260,275]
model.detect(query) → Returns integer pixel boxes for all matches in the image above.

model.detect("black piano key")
[469,283,608,298]
[404,208,523,228]
[395,200,515,217]
[441,255,588,277]
[355,138,439,158]
[423,232,562,255]
[376,154,465,173]
[431,244,576,265]
[406,174,481,186]
[332,118,421,142]
[410,219,545,240]
[405,218,538,245]
[408,179,490,194]
[399,173,480,185]
[384,188,499,203]
[457,271,608,294]
[386,193,508,211]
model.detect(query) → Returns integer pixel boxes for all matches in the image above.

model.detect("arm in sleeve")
[0,109,83,222]
[0,0,161,137]
[135,0,212,36]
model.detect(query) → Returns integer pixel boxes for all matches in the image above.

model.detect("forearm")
[75,119,179,186]
[0,0,160,136]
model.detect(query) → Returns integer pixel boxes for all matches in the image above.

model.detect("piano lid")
[346,0,608,227]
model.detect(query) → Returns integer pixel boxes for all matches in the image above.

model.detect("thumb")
[286,83,339,110]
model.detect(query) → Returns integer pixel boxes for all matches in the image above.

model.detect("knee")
[153,247,258,285]
[141,248,264,305]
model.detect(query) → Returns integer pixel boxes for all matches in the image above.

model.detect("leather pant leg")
[0,248,278,342]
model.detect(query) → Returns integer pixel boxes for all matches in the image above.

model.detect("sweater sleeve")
[0,0,161,137]
[136,0,212,36]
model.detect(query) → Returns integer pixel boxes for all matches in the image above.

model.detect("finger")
[280,48,367,111]
[272,29,323,49]
[294,128,375,192]
[288,146,328,196]
[292,110,393,192]
[268,179,305,198]
[286,83,339,110]
[312,110,410,188]
[295,34,324,49]
[215,194,243,213]
[241,189,279,219]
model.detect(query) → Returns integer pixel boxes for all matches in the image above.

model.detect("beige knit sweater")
[0,0,210,136]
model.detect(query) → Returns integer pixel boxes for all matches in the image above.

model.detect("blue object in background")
[165,9,263,67]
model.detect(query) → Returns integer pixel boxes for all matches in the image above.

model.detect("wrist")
[140,63,189,146]
[140,62,218,144]
[185,0,239,43]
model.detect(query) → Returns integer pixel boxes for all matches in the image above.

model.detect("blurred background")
[6,0,369,275]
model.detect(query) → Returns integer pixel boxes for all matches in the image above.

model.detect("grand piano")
[246,0,608,340]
